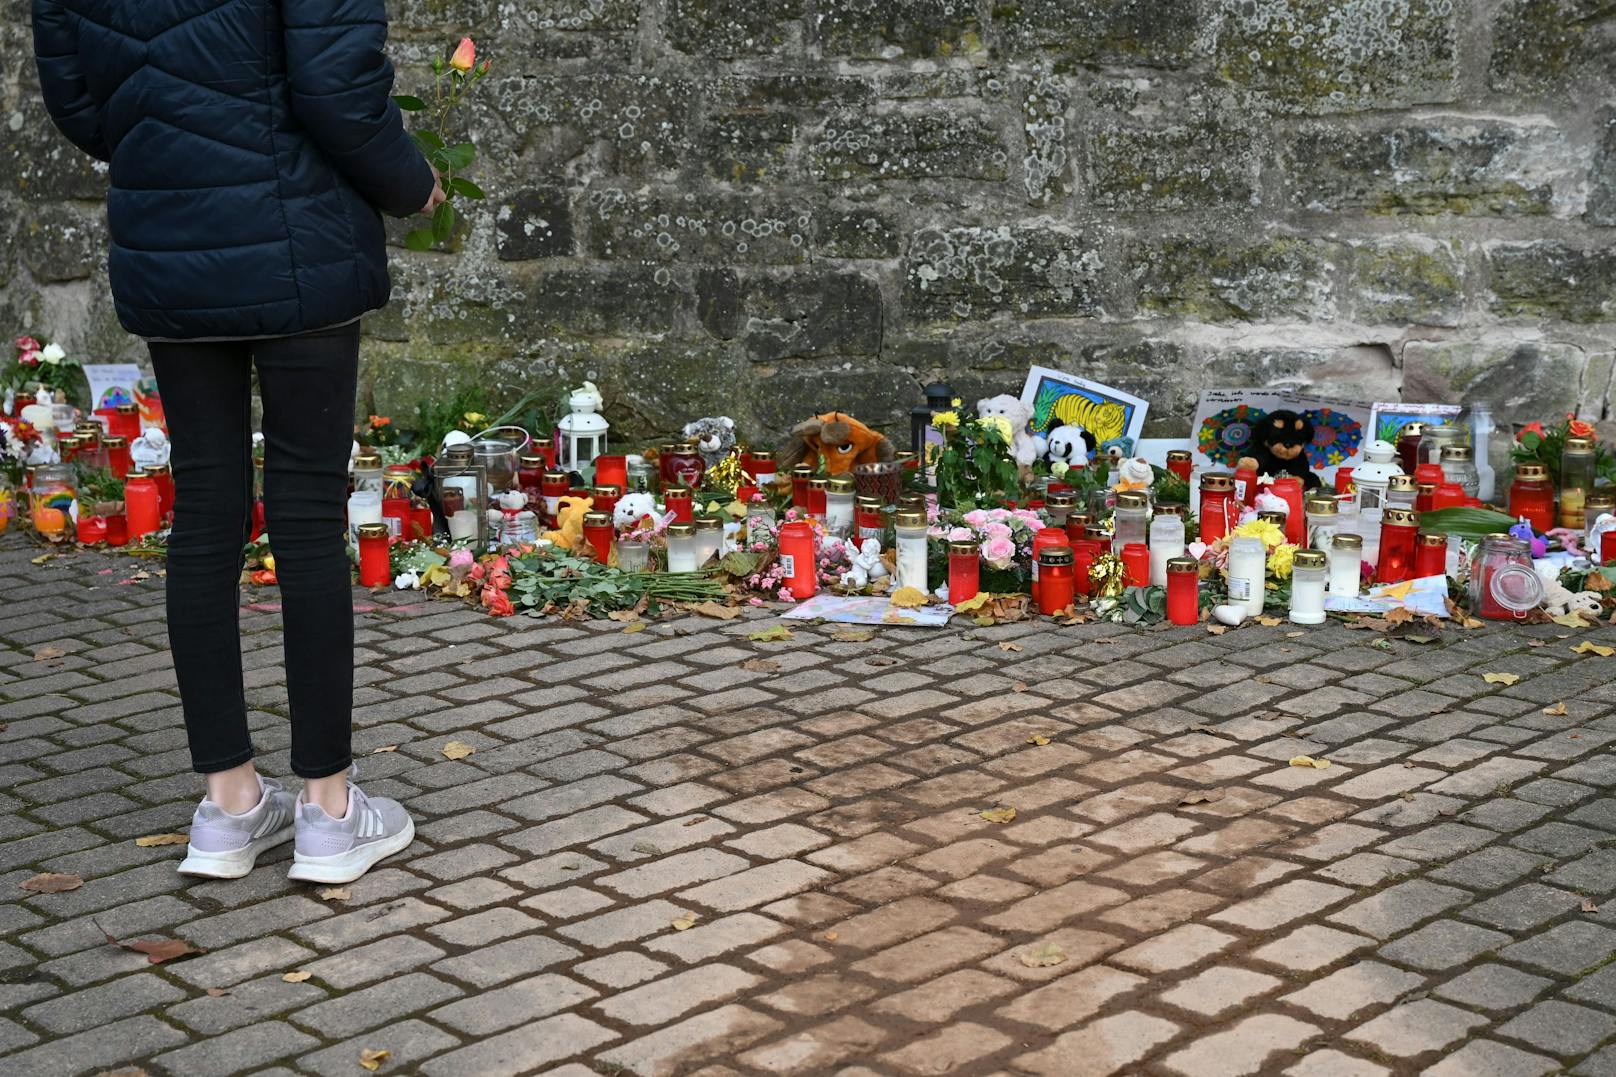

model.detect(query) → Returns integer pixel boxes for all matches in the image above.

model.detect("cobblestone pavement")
[6,536,1616,1077]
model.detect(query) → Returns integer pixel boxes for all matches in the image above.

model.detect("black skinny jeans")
[148,323,359,779]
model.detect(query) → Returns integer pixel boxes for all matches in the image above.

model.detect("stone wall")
[3,0,1615,447]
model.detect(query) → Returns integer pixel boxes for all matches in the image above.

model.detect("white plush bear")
[975,394,1038,467]
[614,491,659,530]
[488,489,538,546]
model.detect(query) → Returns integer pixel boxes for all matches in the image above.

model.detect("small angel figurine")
[840,537,890,589]
[488,489,537,547]
[130,427,172,470]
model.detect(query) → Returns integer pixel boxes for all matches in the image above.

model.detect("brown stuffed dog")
[777,413,895,476]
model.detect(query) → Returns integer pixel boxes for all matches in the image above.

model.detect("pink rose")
[982,535,1016,569]
[962,510,987,529]
[947,527,973,542]
[984,522,1012,542]
[448,547,474,568]
[14,336,39,352]
[449,37,476,72]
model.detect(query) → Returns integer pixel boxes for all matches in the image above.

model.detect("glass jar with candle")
[540,470,570,522]
[894,510,929,593]
[1415,481,1438,513]
[1304,496,1339,553]
[1471,533,1544,620]
[807,477,829,522]
[948,540,980,605]
[352,451,384,495]
[1289,549,1328,625]
[1432,482,1466,511]
[1257,510,1288,530]
[582,511,615,564]
[1087,486,1115,520]
[112,401,141,440]
[1232,459,1259,507]
[436,445,487,543]
[1046,491,1076,529]
[825,476,856,536]
[440,488,479,543]
[1112,490,1149,554]
[385,464,419,502]
[1562,436,1598,529]
[664,486,694,523]
[56,434,80,465]
[516,454,548,495]
[1198,473,1236,543]
[1038,546,1076,614]
[1121,543,1150,588]
[1419,425,1464,470]
[347,489,383,547]
[356,523,391,587]
[1064,511,1092,545]
[693,515,725,566]
[1396,422,1425,474]
[855,496,885,543]
[1030,527,1070,605]
[1386,474,1418,511]
[626,455,658,494]
[744,447,777,487]
[1468,404,1497,503]
[103,435,132,479]
[594,454,629,491]
[1375,507,1420,584]
[1149,513,1185,587]
[853,460,901,505]
[1441,445,1479,499]
[1071,536,1101,599]
[78,427,108,471]
[1166,450,1193,483]
[662,443,705,490]
[1330,533,1363,596]
[1227,535,1267,617]
[617,539,650,572]
[1585,491,1615,534]
[1270,476,1306,545]
[30,463,76,538]
[1166,557,1199,625]
[125,471,161,539]
[1414,532,1448,578]
[746,501,776,541]
[665,522,700,573]
[777,520,817,598]
[1508,463,1554,533]
[790,465,814,509]
[592,485,621,520]
[147,462,174,521]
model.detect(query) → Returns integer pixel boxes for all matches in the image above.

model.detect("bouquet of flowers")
[6,336,82,401]
[931,505,1044,594]
[932,411,1022,511]
[1513,414,1614,486]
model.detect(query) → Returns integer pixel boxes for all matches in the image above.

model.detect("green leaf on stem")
[404,227,436,252]
[441,143,475,170]
[431,202,455,243]
[448,177,484,199]
[412,130,445,153]
[392,94,427,111]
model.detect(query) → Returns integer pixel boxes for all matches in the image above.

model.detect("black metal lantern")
[910,381,955,455]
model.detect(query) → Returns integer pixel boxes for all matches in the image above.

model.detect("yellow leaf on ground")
[371,745,398,754]
[1543,702,1568,716]
[824,930,840,942]
[607,610,640,623]
[19,872,83,893]
[692,601,741,620]
[31,553,55,565]
[1573,641,1616,657]
[1384,606,1417,625]
[671,915,697,931]
[1288,756,1331,770]
[1379,580,1416,600]
[135,834,188,848]
[831,628,875,643]
[358,1048,390,1073]
[317,888,351,902]
[749,626,794,642]
[1552,612,1594,629]
[1026,734,1051,746]
[33,644,67,661]
[441,741,475,760]
[1255,616,1283,627]
[980,805,1017,824]
[621,621,647,634]
[998,641,1023,653]
[1482,672,1521,685]
[952,593,992,613]
[889,586,929,608]
[1206,624,1227,635]
[1461,617,1485,629]
[1017,942,1068,968]
[282,971,313,983]
[1013,681,1030,693]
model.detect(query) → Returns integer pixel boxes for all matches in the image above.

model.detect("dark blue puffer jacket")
[31,0,435,341]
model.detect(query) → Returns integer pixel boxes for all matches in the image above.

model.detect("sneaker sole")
[177,824,295,880]
[286,817,416,885]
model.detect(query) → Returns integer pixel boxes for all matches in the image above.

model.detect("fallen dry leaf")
[1399,791,1416,802]
[621,621,647,634]
[1026,734,1051,747]
[1552,612,1594,629]
[33,644,67,661]
[824,930,840,942]
[358,1048,390,1072]
[30,552,55,565]
[997,641,1024,653]
[1206,624,1227,635]
[749,626,794,643]
[317,887,351,902]
[670,914,697,931]
[866,655,898,666]
[888,586,929,609]
[606,609,640,623]
[134,833,188,848]
[980,805,1018,825]
[1529,639,1549,647]
[740,658,780,672]
[102,928,202,965]
[1481,672,1521,685]
[1255,616,1284,627]
[1178,789,1226,806]
[371,745,398,754]
[205,987,230,998]
[1573,641,1616,657]
[282,970,313,983]
[20,872,83,894]
[1384,606,1416,626]
[1012,681,1030,693]
[691,601,741,620]
[831,628,875,643]
[1017,942,1068,968]
[441,741,475,761]
[1288,756,1331,770]
[1461,616,1485,629]
[1543,702,1569,717]
[1584,898,1600,914]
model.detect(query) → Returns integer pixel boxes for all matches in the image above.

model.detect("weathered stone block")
[587,188,811,264]
[817,0,985,59]
[1091,118,1261,211]
[713,75,875,111]
[1348,237,1464,327]
[17,204,103,284]
[513,264,692,335]
[496,187,574,261]
[484,75,700,176]
[1487,242,1616,322]
[809,111,1010,183]
[1203,345,1400,406]
[1403,340,1587,421]
[1208,0,1459,113]
[990,0,1202,68]
[1288,119,1577,217]
[818,205,903,259]
[1489,0,1616,98]
[903,225,1106,320]
[8,97,108,202]
[697,268,883,360]
[750,363,917,436]
[1021,72,1071,206]
[1590,111,1616,227]
[666,0,802,58]
[604,341,751,433]
[702,111,798,186]
[1132,236,1336,321]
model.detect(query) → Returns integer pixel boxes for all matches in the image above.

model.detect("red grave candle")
[1166,450,1192,483]
[1030,527,1070,606]
[582,512,614,564]
[1166,557,1199,625]
[593,454,628,491]
[1414,532,1448,578]
[1269,476,1306,546]
[1072,537,1102,598]
[1233,461,1260,507]
[105,514,128,547]
[1375,508,1420,584]
[948,541,980,605]
[1509,464,1554,534]
[124,474,161,540]
[1603,529,1616,566]
[664,486,693,524]
[356,523,391,586]
[1335,467,1355,495]
[382,498,410,541]
[1432,483,1465,511]
[777,521,817,600]
[791,466,813,509]
[1121,542,1150,588]
[1038,546,1076,614]
[592,485,621,519]
[147,464,174,521]
[76,515,107,545]
[1198,474,1236,544]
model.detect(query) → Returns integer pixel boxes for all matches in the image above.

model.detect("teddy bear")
[1037,422,1095,470]
[1113,457,1155,492]
[542,495,591,551]
[613,491,659,530]
[1245,409,1320,490]
[682,416,738,469]
[1541,577,1603,620]
[975,395,1038,468]
[487,489,538,547]
[778,413,894,476]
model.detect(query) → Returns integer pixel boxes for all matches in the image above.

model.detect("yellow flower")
[978,414,1014,445]
[950,397,962,408]
[1268,543,1297,580]
[462,411,486,427]
[1234,518,1285,550]
[930,410,960,430]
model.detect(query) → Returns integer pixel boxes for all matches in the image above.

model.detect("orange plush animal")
[777,413,895,476]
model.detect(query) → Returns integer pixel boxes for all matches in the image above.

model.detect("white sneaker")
[177,775,296,879]
[286,765,415,885]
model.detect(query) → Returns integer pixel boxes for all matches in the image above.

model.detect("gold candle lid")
[666,522,695,537]
[1166,450,1193,463]
[828,475,856,494]
[664,485,692,500]
[948,540,978,556]
[1388,474,1418,491]
[792,465,815,478]
[673,442,697,453]
[1048,491,1077,508]
[592,485,621,497]
[1293,549,1327,570]
[103,435,127,449]
[1417,531,1447,546]
[1566,436,1597,452]
[895,510,927,527]
[518,453,547,467]
[1154,502,1186,517]
[1398,422,1425,438]
[114,402,139,414]
[1587,491,1616,509]
[1084,525,1109,541]
[1039,546,1074,565]
[1200,472,1234,492]
[582,511,612,527]
[1304,497,1338,515]
[1166,556,1199,574]
[1257,511,1288,526]
[355,522,389,540]
[147,463,171,476]
[693,515,724,532]
[354,452,382,468]
[541,469,569,483]
[808,477,829,490]
[1441,445,1472,461]
[855,496,883,509]
[1383,507,1419,526]
[1333,533,1364,549]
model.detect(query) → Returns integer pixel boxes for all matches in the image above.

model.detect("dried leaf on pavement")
[1584,898,1600,914]
[980,805,1017,824]
[1543,702,1568,716]
[749,626,793,643]
[1552,612,1594,629]
[1573,641,1616,657]
[205,988,229,998]
[1288,756,1331,770]
[1017,942,1068,968]
[371,745,398,754]
[33,644,67,661]
[621,621,647,634]
[997,641,1023,653]
[670,914,697,931]
[692,601,741,620]
[102,926,203,965]
[1026,734,1051,746]
[317,887,351,902]
[1384,606,1416,625]
[282,970,313,983]
[1255,616,1283,627]
[831,628,875,643]
[441,741,475,761]
[358,1048,391,1072]
[1179,789,1225,806]
[20,872,83,893]
[1481,672,1521,685]
[135,833,188,848]
[889,586,929,608]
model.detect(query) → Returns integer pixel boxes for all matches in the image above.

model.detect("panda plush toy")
[1039,422,1096,470]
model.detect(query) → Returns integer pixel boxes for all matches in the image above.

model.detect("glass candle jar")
[1441,445,1479,499]
[594,454,628,491]
[1561,436,1598,529]
[1414,532,1449,578]
[76,513,106,545]
[664,486,693,524]
[745,502,776,541]
[694,515,725,566]
[125,472,162,540]
[1030,527,1070,605]
[352,451,384,496]
[1471,533,1544,620]
[1121,543,1150,588]
[1304,495,1338,555]
[1070,538,1100,599]
[896,450,920,473]
[1289,549,1328,625]
[103,435,132,479]
[791,465,814,509]
[855,496,884,543]
[662,443,706,491]
[1046,491,1076,529]
[356,522,391,587]
[385,463,419,502]
[540,470,570,521]
[105,513,128,547]
[1585,492,1615,535]
[1270,476,1306,545]
[56,434,80,464]
[1432,482,1466,511]
[75,426,107,471]
[1603,529,1616,566]
[1064,511,1092,545]
[1419,425,1465,470]
[626,456,658,494]
[591,485,621,520]
[1508,463,1554,533]
[1166,556,1199,625]
[806,477,829,521]
[1375,507,1420,584]
[894,510,929,593]
[441,488,478,542]
[347,489,383,547]
[1330,533,1363,596]
[1166,450,1193,483]
[1227,535,1268,617]
[1198,473,1236,543]
[1415,482,1438,514]
[1385,474,1418,511]
[825,476,856,537]
[30,463,75,537]
[436,445,487,543]
[147,462,174,521]
[1112,490,1149,555]
[112,401,141,440]
[853,460,901,505]
[949,540,980,605]
[1038,546,1076,614]
[1396,422,1425,474]
[777,520,817,598]
[1149,513,1185,587]
[666,522,700,573]
[617,539,650,572]
[583,511,614,564]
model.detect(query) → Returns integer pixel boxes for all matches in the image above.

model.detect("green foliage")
[934,420,1022,511]
[411,385,491,453]
[73,465,123,507]
[507,550,725,616]
[395,48,492,252]
[1416,506,1523,540]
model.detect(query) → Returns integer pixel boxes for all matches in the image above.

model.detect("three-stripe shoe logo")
[250,804,286,840]
[356,807,386,839]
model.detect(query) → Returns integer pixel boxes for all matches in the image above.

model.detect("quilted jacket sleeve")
[281,0,436,218]
[31,1,110,162]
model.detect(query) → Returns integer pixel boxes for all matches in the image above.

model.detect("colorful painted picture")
[1191,389,1372,479]
[84,363,165,430]
[1368,403,1462,444]
[1018,366,1148,447]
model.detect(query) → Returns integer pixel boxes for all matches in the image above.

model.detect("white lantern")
[1353,439,1403,518]
[558,381,609,472]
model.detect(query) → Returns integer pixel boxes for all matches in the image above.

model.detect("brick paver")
[5,535,1616,1074]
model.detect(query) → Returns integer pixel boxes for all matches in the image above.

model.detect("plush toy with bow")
[777,412,894,476]
[542,496,592,551]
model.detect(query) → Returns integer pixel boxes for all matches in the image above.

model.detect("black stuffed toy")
[1244,409,1320,490]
